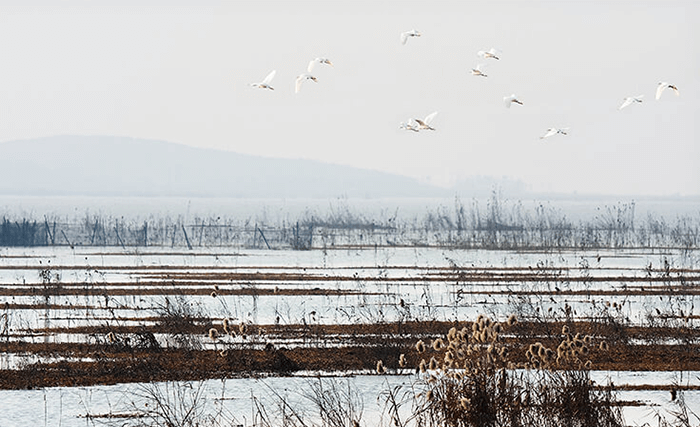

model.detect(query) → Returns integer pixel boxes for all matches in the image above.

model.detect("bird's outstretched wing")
[262,70,276,85]
[540,128,558,139]
[400,32,409,45]
[424,111,438,125]
[618,98,634,110]
[295,75,304,94]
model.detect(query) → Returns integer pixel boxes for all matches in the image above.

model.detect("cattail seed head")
[399,353,407,368]
[562,325,570,335]
[376,360,386,374]
[507,314,518,326]
[448,327,457,341]
[429,357,438,370]
[416,340,426,353]
[493,323,502,334]
[208,328,219,340]
[432,338,445,351]
[585,360,593,369]
[419,359,427,373]
[599,341,609,351]
[107,331,116,343]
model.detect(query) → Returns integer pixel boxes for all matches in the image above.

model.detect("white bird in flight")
[471,64,488,77]
[250,70,276,90]
[400,29,421,45]
[504,94,523,108]
[307,57,333,73]
[477,48,500,60]
[655,82,680,100]
[413,111,439,130]
[295,73,318,93]
[618,95,644,110]
[540,127,569,139]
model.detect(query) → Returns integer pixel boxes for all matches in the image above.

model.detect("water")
[0,372,697,427]
[0,196,698,425]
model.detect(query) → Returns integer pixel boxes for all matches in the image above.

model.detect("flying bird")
[307,57,333,73]
[655,82,679,100]
[504,94,523,108]
[414,111,439,130]
[618,95,644,110]
[295,73,318,93]
[400,29,421,45]
[471,64,488,77]
[477,48,500,60]
[540,127,569,139]
[250,70,276,90]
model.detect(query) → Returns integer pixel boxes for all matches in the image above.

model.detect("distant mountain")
[0,135,451,198]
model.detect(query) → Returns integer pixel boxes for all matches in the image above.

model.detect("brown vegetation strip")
[1,320,699,389]
[0,286,376,297]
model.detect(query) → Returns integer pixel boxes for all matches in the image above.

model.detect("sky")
[0,0,698,196]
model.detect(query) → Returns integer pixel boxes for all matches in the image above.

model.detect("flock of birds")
[250,57,334,94]
[249,29,681,140]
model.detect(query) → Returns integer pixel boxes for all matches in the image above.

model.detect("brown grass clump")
[396,314,624,427]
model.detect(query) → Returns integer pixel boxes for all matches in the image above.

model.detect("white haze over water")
[0,195,697,224]
[0,1,697,196]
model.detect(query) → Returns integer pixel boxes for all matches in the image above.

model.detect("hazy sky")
[0,1,698,196]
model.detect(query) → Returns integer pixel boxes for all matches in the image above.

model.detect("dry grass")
[385,314,625,427]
